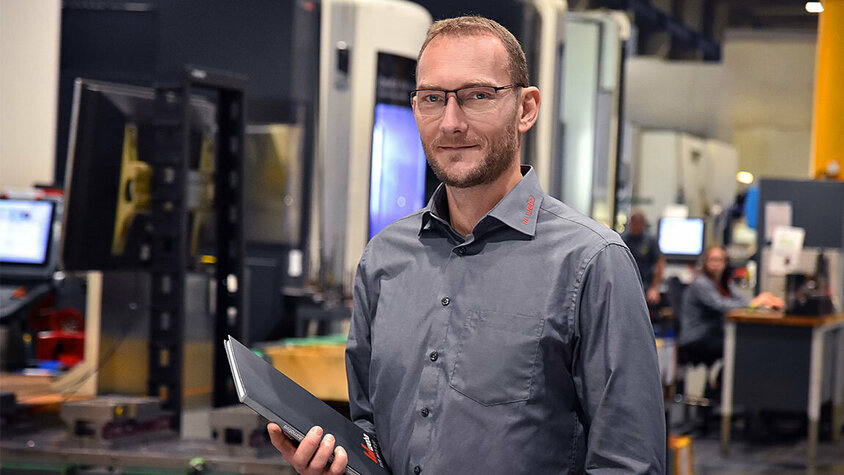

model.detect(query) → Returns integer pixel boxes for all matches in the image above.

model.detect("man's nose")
[439,93,468,132]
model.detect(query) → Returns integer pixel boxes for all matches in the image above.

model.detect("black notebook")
[224,336,390,475]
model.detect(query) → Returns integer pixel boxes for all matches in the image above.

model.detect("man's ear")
[517,86,541,134]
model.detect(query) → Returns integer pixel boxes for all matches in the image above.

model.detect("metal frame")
[149,67,246,428]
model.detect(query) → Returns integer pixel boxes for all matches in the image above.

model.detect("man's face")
[629,215,645,236]
[414,34,521,188]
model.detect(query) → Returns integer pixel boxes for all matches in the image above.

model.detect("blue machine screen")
[369,103,427,239]
[0,200,54,265]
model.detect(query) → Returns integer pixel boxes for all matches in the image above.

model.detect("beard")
[424,120,519,189]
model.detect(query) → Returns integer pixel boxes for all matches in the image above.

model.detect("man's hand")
[268,423,348,475]
[646,285,661,305]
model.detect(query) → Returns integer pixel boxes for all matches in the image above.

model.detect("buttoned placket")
[406,230,470,475]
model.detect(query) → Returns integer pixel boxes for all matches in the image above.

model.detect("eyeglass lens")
[414,86,507,116]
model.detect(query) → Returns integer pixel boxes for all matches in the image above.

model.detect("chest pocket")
[449,309,545,406]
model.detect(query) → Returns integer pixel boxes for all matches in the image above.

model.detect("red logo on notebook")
[522,196,535,224]
[362,443,378,464]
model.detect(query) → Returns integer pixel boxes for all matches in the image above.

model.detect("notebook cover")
[224,336,390,475]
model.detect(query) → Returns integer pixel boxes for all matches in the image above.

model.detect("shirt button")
[421,407,430,417]
[414,466,422,475]
[456,247,466,255]
[429,351,438,362]
[441,297,450,306]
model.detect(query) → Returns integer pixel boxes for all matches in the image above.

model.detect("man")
[270,16,665,474]
[621,211,666,306]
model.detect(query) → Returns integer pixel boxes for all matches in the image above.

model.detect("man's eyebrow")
[414,81,498,90]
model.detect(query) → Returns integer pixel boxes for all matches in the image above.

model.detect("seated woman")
[679,246,783,366]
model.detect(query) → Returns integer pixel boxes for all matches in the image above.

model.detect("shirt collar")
[420,184,449,234]
[420,166,544,237]
[485,165,543,236]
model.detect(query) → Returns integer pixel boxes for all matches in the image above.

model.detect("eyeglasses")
[409,84,526,117]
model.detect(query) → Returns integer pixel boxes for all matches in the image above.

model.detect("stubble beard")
[424,120,519,189]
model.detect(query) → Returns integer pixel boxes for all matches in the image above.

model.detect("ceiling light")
[737,171,754,185]
[806,2,824,13]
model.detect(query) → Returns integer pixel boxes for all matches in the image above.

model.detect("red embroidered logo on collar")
[522,196,535,224]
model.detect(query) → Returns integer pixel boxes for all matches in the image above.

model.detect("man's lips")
[438,144,478,150]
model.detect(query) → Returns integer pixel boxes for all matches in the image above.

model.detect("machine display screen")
[369,53,427,240]
[0,200,55,265]
[658,217,705,260]
[369,103,427,239]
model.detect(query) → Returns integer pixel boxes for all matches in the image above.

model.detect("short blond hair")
[418,16,529,86]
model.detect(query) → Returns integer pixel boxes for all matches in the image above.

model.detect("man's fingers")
[308,433,336,470]
[267,423,298,460]
[327,446,349,475]
[268,423,326,472]
[291,426,324,469]
[266,423,348,475]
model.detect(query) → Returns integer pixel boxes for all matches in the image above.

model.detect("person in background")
[269,15,665,475]
[621,211,666,306]
[679,246,783,366]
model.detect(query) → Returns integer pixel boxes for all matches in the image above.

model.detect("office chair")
[668,276,720,435]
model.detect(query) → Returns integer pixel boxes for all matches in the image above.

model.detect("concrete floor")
[182,404,844,475]
[5,404,841,473]
[185,404,844,473]
[185,405,844,473]
[690,432,844,474]
[670,402,844,474]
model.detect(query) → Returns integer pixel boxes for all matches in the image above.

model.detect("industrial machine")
[558,11,630,228]
[632,129,738,236]
[314,0,432,293]
[57,70,246,428]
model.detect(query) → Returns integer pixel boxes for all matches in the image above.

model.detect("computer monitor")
[657,217,706,263]
[368,53,430,240]
[0,198,60,282]
[61,79,215,271]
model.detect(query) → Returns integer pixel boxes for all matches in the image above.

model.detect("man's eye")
[464,89,492,101]
[421,94,442,103]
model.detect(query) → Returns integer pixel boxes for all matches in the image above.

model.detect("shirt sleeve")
[572,243,666,474]
[692,277,749,314]
[650,234,663,260]
[346,249,378,435]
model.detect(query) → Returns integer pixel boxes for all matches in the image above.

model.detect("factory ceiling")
[575,0,818,61]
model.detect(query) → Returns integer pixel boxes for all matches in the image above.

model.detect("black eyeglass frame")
[408,83,527,108]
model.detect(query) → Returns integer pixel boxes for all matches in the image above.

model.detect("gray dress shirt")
[678,276,749,347]
[346,167,665,474]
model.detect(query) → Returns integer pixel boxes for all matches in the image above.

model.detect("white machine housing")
[632,129,738,228]
[558,11,630,227]
[313,0,431,292]
[523,0,568,193]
